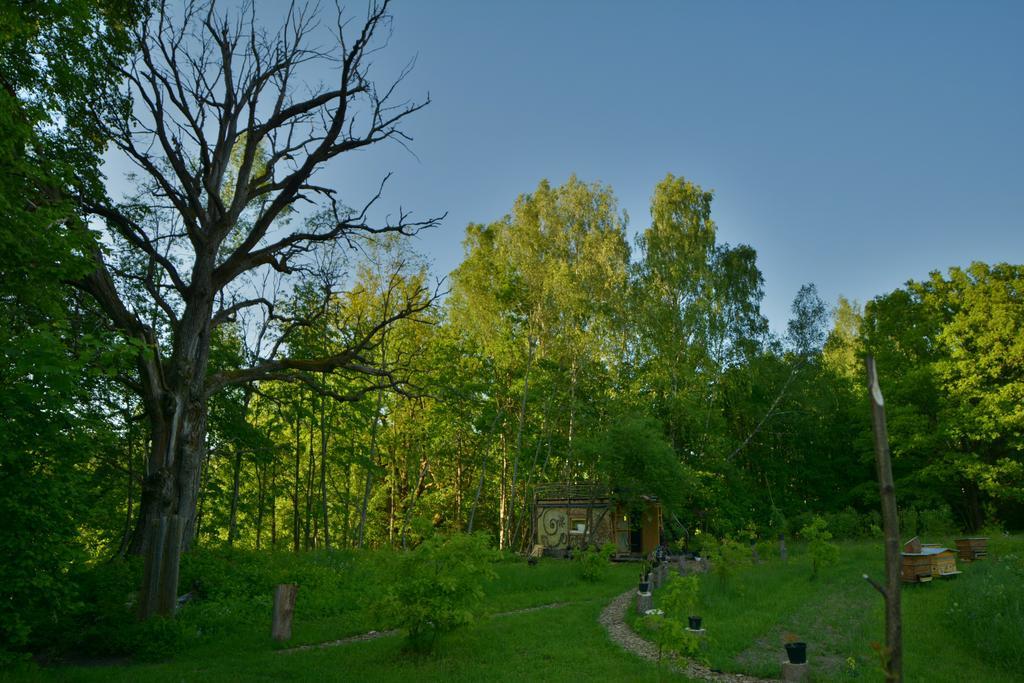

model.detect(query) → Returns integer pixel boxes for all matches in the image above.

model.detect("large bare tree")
[74,0,440,617]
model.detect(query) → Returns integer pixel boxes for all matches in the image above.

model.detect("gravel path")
[598,589,776,682]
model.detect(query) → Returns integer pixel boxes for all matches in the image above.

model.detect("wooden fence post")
[866,356,902,682]
[272,584,298,642]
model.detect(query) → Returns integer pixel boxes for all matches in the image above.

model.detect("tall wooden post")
[866,356,902,682]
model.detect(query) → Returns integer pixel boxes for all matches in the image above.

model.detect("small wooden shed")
[532,483,662,558]
[901,537,960,582]
[954,537,989,561]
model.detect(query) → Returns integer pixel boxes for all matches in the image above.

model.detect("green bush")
[900,506,920,538]
[946,553,1024,673]
[823,507,864,539]
[643,574,701,666]
[702,535,751,588]
[124,616,187,662]
[918,506,959,537]
[769,506,788,538]
[754,539,776,561]
[378,532,497,652]
[799,516,839,580]
[31,557,143,660]
[26,546,384,662]
[574,542,617,582]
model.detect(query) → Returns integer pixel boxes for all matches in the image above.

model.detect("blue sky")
[108,1,1024,335]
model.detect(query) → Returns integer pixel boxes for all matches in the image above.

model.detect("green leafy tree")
[379,533,498,652]
[862,263,1024,529]
[643,574,702,669]
[800,516,839,579]
[450,176,631,548]
[0,0,138,657]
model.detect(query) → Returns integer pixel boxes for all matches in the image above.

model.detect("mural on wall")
[538,508,568,548]
[536,507,615,549]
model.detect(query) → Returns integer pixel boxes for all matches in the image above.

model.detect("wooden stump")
[781,661,808,682]
[272,584,298,642]
[635,591,652,615]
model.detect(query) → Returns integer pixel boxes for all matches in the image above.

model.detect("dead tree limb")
[866,355,902,682]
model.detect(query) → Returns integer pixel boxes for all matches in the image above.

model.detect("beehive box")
[954,537,988,561]
[926,547,960,577]
[901,537,960,582]
[901,553,934,582]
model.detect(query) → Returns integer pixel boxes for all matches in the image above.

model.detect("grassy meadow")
[5,535,1022,682]
[633,534,1024,682]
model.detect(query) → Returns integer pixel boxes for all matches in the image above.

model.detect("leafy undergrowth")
[634,536,1024,682]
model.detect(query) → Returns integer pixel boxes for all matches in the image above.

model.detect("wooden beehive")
[901,553,933,583]
[926,547,959,577]
[954,537,988,561]
[901,537,960,582]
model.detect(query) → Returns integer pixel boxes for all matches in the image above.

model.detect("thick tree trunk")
[125,278,215,618]
[130,387,209,618]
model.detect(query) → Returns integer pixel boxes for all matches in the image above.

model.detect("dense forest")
[2,0,1022,663]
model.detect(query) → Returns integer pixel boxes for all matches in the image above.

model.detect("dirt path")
[278,601,575,654]
[278,628,402,653]
[598,589,776,682]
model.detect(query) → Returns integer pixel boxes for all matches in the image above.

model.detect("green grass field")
[634,534,1024,682]
[6,536,1023,682]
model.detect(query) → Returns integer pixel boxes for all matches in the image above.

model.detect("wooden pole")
[272,584,298,642]
[866,356,902,682]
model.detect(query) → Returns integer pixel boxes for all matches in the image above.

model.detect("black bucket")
[785,642,807,664]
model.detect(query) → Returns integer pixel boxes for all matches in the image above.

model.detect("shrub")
[702,535,751,588]
[643,574,702,667]
[754,539,776,561]
[799,516,839,580]
[918,506,959,537]
[899,506,919,538]
[574,542,617,582]
[689,529,707,556]
[770,506,788,538]
[823,507,863,539]
[378,532,497,653]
